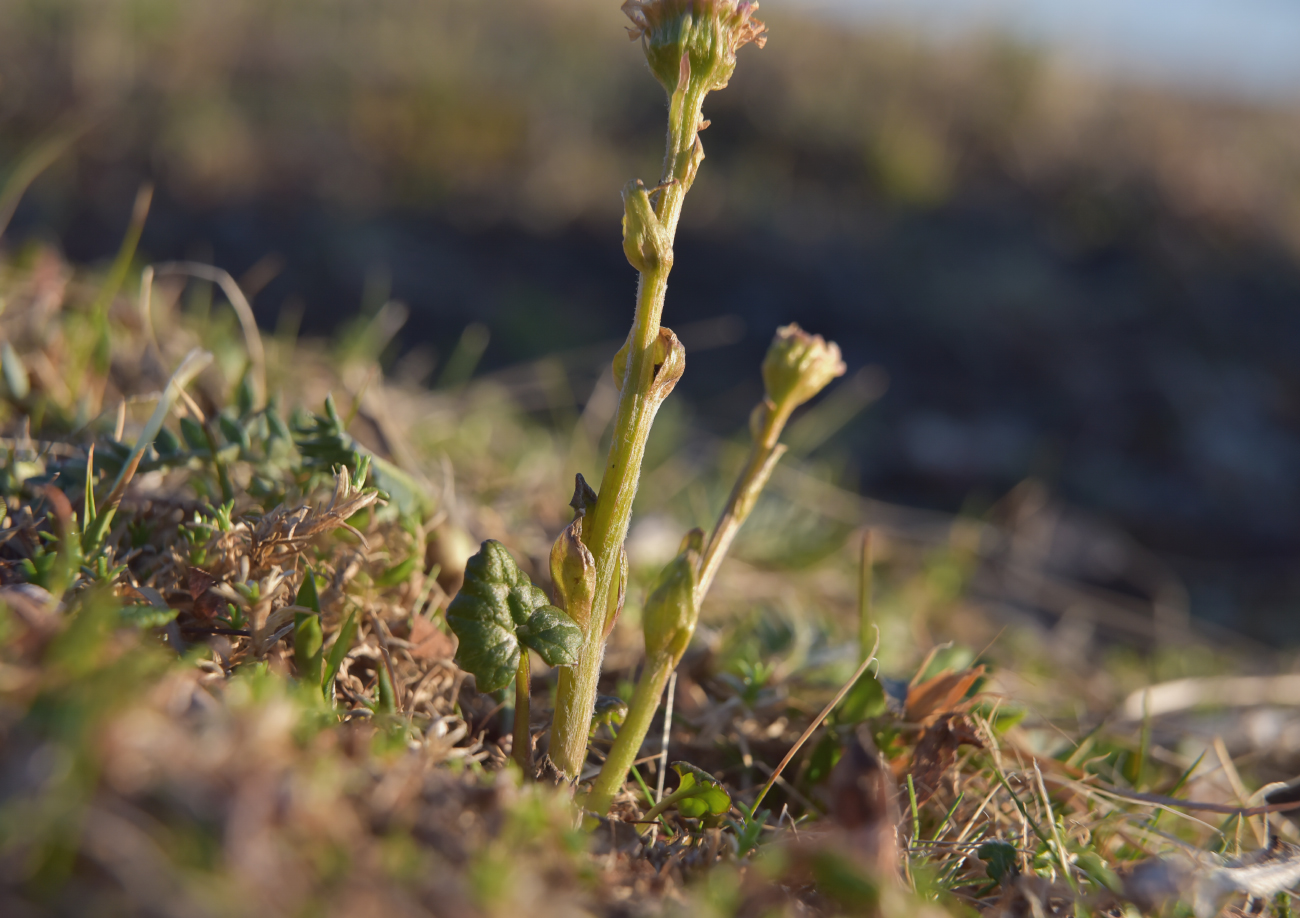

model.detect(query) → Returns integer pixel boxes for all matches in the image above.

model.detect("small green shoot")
[294,568,324,687]
[591,695,629,735]
[734,801,770,856]
[641,762,731,824]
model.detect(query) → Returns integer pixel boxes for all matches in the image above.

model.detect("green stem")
[608,724,671,834]
[585,652,675,815]
[513,652,532,777]
[696,405,790,604]
[548,88,708,782]
[586,400,801,816]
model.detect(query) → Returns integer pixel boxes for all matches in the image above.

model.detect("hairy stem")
[547,89,708,782]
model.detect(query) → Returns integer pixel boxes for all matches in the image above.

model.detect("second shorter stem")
[585,653,675,815]
[696,412,789,605]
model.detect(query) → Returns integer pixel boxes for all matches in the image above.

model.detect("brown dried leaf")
[904,664,985,724]
[908,714,984,806]
[186,567,224,622]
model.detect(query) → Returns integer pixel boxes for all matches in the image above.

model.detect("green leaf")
[294,615,323,684]
[671,761,731,818]
[267,403,291,441]
[446,540,580,693]
[804,730,842,786]
[153,425,182,457]
[374,554,418,588]
[736,801,769,856]
[977,841,1020,884]
[835,671,887,724]
[118,604,179,629]
[180,416,208,451]
[218,415,249,452]
[377,661,396,714]
[518,605,581,668]
[322,610,358,702]
[1076,851,1121,894]
[235,372,256,417]
[294,569,324,686]
[296,569,322,613]
[83,448,97,534]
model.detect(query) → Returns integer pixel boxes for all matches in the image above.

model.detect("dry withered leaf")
[186,566,223,622]
[908,714,984,806]
[904,665,985,724]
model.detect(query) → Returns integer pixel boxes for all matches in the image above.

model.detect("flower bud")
[761,323,846,412]
[642,528,703,663]
[551,517,596,631]
[622,179,672,273]
[622,0,767,97]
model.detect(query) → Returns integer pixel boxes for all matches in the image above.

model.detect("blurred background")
[4,0,1300,643]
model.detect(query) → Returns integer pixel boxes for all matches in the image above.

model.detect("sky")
[788,0,1300,101]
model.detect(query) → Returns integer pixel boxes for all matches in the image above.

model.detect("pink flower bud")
[622,0,767,96]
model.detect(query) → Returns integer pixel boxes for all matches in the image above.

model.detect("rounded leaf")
[519,605,582,667]
[447,540,581,692]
